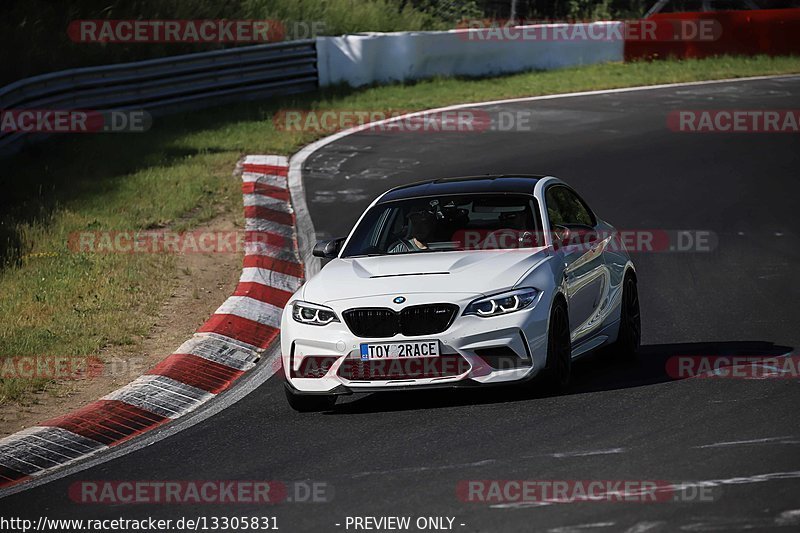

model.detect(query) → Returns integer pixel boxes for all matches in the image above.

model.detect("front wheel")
[612,273,641,360]
[285,387,337,412]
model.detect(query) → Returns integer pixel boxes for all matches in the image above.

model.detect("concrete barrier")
[317,23,625,87]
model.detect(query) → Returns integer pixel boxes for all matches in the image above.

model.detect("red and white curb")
[0,155,299,490]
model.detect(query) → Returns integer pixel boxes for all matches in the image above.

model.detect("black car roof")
[378,175,545,203]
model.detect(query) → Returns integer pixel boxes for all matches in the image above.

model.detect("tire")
[611,273,641,360]
[543,298,572,393]
[284,387,337,412]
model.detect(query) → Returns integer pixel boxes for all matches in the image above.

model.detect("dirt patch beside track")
[0,214,242,438]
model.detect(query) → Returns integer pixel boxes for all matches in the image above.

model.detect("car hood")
[303,248,551,304]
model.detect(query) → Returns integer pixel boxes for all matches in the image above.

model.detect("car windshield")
[341,194,543,258]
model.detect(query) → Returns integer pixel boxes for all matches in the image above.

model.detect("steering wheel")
[485,228,523,249]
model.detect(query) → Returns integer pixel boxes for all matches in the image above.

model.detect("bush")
[0,0,443,86]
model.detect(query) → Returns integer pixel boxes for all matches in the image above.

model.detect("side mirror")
[312,238,345,259]
[551,225,571,250]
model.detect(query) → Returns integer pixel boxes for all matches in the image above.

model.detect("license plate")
[359,340,440,361]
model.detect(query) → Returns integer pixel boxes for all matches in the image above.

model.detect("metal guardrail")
[0,39,318,157]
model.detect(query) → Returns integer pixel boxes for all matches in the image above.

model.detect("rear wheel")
[612,273,641,360]
[543,298,572,393]
[285,387,337,412]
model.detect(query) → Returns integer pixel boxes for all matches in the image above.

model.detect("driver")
[389,210,435,253]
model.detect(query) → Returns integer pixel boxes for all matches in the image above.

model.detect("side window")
[545,187,565,227]
[545,186,595,228]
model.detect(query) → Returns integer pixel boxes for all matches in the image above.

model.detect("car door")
[545,185,609,344]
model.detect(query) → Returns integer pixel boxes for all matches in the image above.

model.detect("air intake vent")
[399,304,458,336]
[342,304,458,338]
[475,347,531,370]
[342,308,397,338]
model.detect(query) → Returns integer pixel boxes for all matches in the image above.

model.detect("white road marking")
[350,459,497,479]
[550,448,626,458]
[490,471,800,509]
[623,522,664,533]
[680,509,800,531]
[548,522,616,532]
[694,436,797,449]
[775,509,800,526]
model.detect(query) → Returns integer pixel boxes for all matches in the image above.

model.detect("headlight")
[464,288,540,317]
[292,301,340,326]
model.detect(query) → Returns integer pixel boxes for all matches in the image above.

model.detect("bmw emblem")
[393,296,406,304]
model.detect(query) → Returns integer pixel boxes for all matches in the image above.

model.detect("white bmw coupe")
[281,175,640,411]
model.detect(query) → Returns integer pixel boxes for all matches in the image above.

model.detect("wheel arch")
[624,263,637,283]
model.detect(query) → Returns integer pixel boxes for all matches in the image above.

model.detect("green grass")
[1,55,799,404]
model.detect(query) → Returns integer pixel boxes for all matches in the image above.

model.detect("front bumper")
[280,292,550,394]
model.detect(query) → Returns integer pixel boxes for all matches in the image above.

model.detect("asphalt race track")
[4,77,800,532]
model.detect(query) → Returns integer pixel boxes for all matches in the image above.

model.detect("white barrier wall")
[317,23,625,87]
